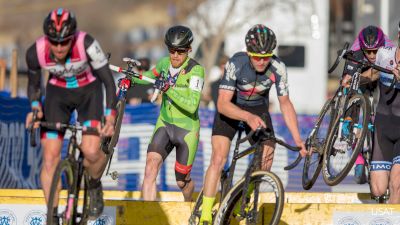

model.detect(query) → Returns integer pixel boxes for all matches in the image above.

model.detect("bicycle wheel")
[322,93,370,186]
[101,99,126,154]
[189,189,204,225]
[214,171,284,225]
[47,159,76,225]
[302,97,336,190]
[78,171,90,225]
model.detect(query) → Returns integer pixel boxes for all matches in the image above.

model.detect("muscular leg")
[176,174,195,202]
[41,138,63,204]
[389,164,400,203]
[203,135,231,197]
[370,170,390,199]
[142,152,163,201]
[261,140,276,171]
[81,134,105,180]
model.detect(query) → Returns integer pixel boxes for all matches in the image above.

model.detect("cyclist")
[199,24,307,224]
[364,21,400,203]
[25,8,116,220]
[131,25,205,202]
[341,25,394,184]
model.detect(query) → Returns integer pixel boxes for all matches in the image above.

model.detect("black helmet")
[164,25,193,49]
[245,24,276,54]
[43,8,77,42]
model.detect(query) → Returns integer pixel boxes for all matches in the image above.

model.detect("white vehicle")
[188,0,329,114]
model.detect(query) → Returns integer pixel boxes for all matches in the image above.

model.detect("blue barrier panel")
[0,95,368,192]
[0,92,41,188]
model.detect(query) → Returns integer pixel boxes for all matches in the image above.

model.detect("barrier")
[0,94,371,193]
[0,190,398,225]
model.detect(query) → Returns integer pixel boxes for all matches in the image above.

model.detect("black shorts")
[212,104,274,144]
[371,113,400,171]
[42,80,103,137]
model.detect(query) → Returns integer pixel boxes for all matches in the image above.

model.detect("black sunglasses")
[168,48,188,55]
[49,38,72,46]
[363,49,378,55]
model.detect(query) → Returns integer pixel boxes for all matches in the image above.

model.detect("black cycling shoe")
[88,182,104,219]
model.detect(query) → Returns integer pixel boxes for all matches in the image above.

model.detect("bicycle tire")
[189,189,204,225]
[101,100,126,154]
[47,159,76,225]
[214,171,284,225]
[322,94,370,186]
[302,97,336,190]
[78,171,90,225]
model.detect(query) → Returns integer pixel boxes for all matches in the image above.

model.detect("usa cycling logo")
[369,217,392,225]
[23,210,46,225]
[0,209,17,225]
[337,216,361,225]
[88,215,113,225]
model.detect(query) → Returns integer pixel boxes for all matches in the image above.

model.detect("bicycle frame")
[219,127,299,219]
[42,122,95,224]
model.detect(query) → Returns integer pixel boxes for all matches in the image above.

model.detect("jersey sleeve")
[84,34,117,109]
[164,65,205,114]
[375,48,384,68]
[26,43,42,104]
[219,60,237,91]
[271,59,289,96]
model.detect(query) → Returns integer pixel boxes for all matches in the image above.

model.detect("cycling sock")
[200,196,215,222]
[355,153,365,165]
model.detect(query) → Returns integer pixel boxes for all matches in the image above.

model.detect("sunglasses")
[49,38,73,46]
[248,52,273,61]
[363,49,378,55]
[168,48,188,55]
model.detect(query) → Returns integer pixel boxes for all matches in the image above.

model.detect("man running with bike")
[341,25,394,184]
[131,25,205,202]
[199,24,307,224]
[361,21,400,203]
[25,8,116,221]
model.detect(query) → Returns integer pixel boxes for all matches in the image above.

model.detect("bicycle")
[189,122,300,225]
[282,43,350,190]
[320,45,393,186]
[285,43,394,190]
[100,57,157,179]
[37,121,98,225]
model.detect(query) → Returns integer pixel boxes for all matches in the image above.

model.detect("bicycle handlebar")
[109,64,160,102]
[328,42,350,73]
[343,51,396,93]
[328,43,397,93]
[29,109,38,147]
[237,126,300,151]
[40,122,99,133]
[343,53,393,74]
